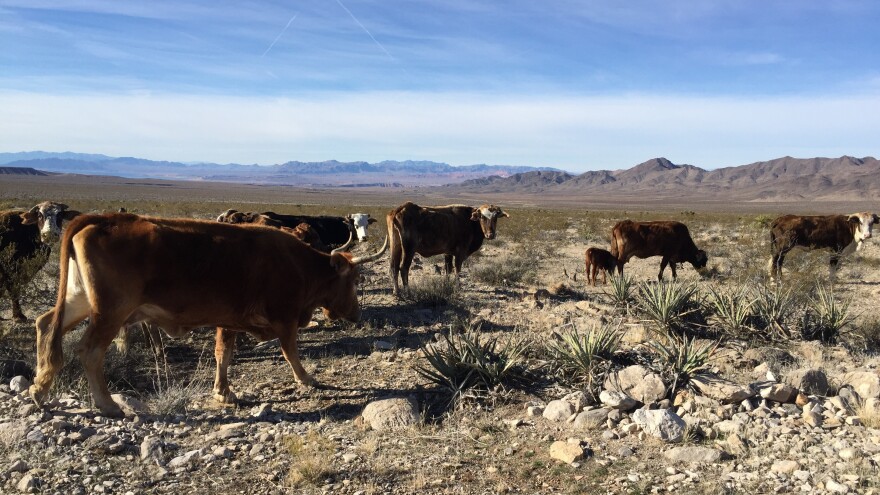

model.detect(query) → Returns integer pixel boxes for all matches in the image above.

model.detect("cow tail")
[48,215,94,333]
[609,227,620,259]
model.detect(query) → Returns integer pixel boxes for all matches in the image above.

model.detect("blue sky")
[1,0,879,172]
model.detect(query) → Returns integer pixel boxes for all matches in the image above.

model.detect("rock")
[542,400,575,422]
[573,408,609,429]
[548,441,584,464]
[7,459,29,473]
[803,411,823,427]
[110,394,150,415]
[759,383,797,403]
[795,393,810,407]
[140,435,163,463]
[631,409,685,443]
[167,449,201,470]
[604,365,667,403]
[213,446,232,458]
[361,397,419,430]
[838,447,859,460]
[85,434,125,454]
[599,390,637,411]
[663,446,723,464]
[841,370,880,399]
[771,460,799,474]
[25,428,44,443]
[526,405,544,417]
[784,368,829,396]
[9,375,30,394]
[16,473,39,493]
[621,324,650,345]
[725,433,749,455]
[825,479,850,493]
[690,374,754,403]
[562,391,588,412]
[741,347,795,367]
[250,403,272,418]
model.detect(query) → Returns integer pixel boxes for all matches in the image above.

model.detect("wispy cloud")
[261,13,298,58]
[334,0,398,64]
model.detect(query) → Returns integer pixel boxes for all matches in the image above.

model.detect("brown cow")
[610,220,708,280]
[387,202,508,295]
[584,247,618,286]
[28,213,387,417]
[0,202,79,321]
[768,212,878,280]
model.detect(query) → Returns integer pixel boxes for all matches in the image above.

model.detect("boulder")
[784,368,829,396]
[599,390,637,411]
[841,371,880,399]
[361,397,420,430]
[111,394,150,416]
[771,460,799,474]
[759,383,797,403]
[690,374,754,403]
[663,446,723,464]
[631,408,685,443]
[9,375,30,394]
[604,365,666,403]
[542,399,575,422]
[573,408,610,429]
[548,441,585,464]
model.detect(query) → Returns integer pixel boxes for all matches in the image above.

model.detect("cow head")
[322,236,389,322]
[692,250,709,270]
[346,213,376,241]
[849,212,877,249]
[470,204,509,240]
[20,201,79,242]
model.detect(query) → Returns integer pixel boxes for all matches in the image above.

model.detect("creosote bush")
[548,323,622,398]
[398,275,459,308]
[415,327,531,407]
[648,334,719,397]
[470,253,537,286]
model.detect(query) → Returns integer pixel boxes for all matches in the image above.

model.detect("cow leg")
[601,267,608,285]
[670,261,678,280]
[444,255,454,276]
[10,295,26,322]
[769,250,787,282]
[30,296,90,407]
[658,257,670,281]
[389,237,402,295]
[212,327,238,404]
[278,326,315,387]
[590,264,598,286]
[829,254,841,282]
[77,315,127,417]
[399,248,415,290]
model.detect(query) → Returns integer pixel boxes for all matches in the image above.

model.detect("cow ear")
[499,209,510,218]
[368,217,377,224]
[330,252,353,277]
[60,210,81,223]
[849,215,861,224]
[873,214,879,224]
[470,209,482,221]
[20,206,40,225]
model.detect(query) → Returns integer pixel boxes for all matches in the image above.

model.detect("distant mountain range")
[0,152,559,187]
[448,156,880,202]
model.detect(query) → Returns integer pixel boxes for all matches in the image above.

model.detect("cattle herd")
[0,200,876,417]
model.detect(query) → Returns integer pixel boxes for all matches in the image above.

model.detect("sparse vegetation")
[706,284,755,335]
[604,273,635,309]
[285,430,337,487]
[398,275,460,307]
[471,252,538,285]
[648,334,719,396]
[801,282,854,343]
[752,282,799,340]
[637,280,701,334]
[548,323,622,396]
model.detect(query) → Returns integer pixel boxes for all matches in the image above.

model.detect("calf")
[584,247,618,286]
[610,220,708,280]
[0,202,79,321]
[768,212,878,280]
[387,202,508,295]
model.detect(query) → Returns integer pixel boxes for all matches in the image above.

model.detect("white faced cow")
[769,212,879,280]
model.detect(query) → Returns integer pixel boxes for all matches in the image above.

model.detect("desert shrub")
[848,317,880,352]
[751,283,798,340]
[415,330,531,407]
[636,281,701,334]
[648,334,719,397]
[0,241,50,309]
[548,323,621,397]
[285,430,337,487]
[398,275,459,308]
[752,214,774,229]
[146,328,210,416]
[706,284,755,335]
[603,273,635,310]
[470,253,537,286]
[801,283,854,343]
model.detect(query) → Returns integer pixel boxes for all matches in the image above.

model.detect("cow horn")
[331,231,354,255]
[351,236,388,265]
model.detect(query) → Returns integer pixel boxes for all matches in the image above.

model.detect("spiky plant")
[548,323,622,396]
[603,273,635,309]
[637,280,700,334]
[752,283,797,340]
[706,285,755,336]
[648,334,719,397]
[415,331,530,407]
[802,283,854,343]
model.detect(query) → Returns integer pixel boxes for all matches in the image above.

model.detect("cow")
[610,220,708,280]
[217,209,377,246]
[387,202,509,295]
[584,247,618,286]
[28,213,387,417]
[768,212,878,281]
[0,202,79,321]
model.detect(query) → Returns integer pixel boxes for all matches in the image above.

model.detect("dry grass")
[285,429,338,487]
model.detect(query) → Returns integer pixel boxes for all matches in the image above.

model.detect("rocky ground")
[2,207,880,494]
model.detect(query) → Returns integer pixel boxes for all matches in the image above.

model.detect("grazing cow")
[0,202,79,321]
[387,202,509,295]
[217,209,376,245]
[610,220,708,280]
[768,212,878,280]
[28,213,387,417]
[584,247,618,286]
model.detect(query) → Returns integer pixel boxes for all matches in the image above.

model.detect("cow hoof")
[98,404,125,418]
[213,391,238,405]
[28,385,47,407]
[297,376,317,387]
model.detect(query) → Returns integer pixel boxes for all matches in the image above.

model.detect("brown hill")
[448,156,880,202]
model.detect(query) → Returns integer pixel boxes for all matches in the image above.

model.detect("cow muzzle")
[485,233,496,240]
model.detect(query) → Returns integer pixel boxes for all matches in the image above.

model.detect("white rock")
[599,390,637,411]
[9,376,30,394]
[361,397,420,430]
[167,449,201,470]
[771,460,799,474]
[542,399,575,422]
[604,365,666,403]
[110,394,150,415]
[631,409,685,443]
[663,446,723,464]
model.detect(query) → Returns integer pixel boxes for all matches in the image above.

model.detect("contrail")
[261,13,298,58]
[334,0,396,63]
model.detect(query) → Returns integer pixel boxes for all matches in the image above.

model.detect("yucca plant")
[415,331,530,407]
[637,280,700,334]
[648,334,720,397]
[802,283,854,343]
[548,323,622,395]
[603,273,635,309]
[706,285,755,335]
[752,283,797,340]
